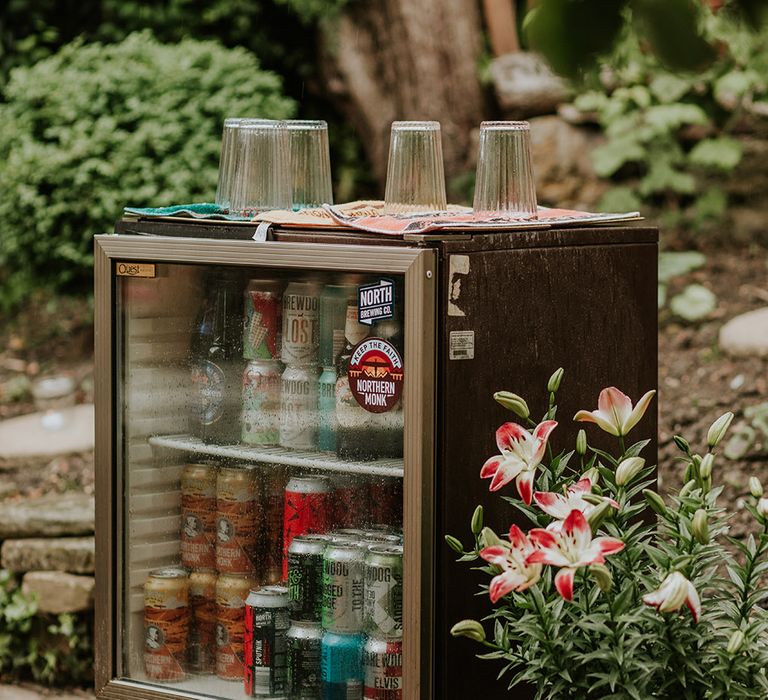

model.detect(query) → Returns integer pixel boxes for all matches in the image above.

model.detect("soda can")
[317,366,338,452]
[244,587,290,697]
[144,567,189,682]
[319,284,354,367]
[242,360,282,446]
[331,475,368,529]
[288,534,330,622]
[363,545,403,639]
[281,281,320,366]
[320,631,364,700]
[216,573,258,681]
[287,620,323,699]
[244,279,282,361]
[263,465,288,586]
[363,636,403,699]
[181,462,218,571]
[282,475,331,580]
[367,478,403,528]
[217,465,261,575]
[279,365,320,450]
[188,570,217,675]
[321,543,365,633]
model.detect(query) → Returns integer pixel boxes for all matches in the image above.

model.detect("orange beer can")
[216,465,261,575]
[181,462,218,570]
[215,573,258,681]
[188,570,217,675]
[144,567,190,682]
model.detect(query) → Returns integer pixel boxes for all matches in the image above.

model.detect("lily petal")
[508,525,528,549]
[516,470,535,505]
[480,456,501,479]
[489,571,519,603]
[496,422,529,453]
[533,491,569,519]
[599,387,633,430]
[594,537,625,557]
[555,568,575,601]
[685,581,701,623]
[574,409,621,436]
[624,389,656,435]
[479,546,508,568]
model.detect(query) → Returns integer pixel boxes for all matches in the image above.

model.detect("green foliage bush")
[0,570,92,685]
[0,32,295,309]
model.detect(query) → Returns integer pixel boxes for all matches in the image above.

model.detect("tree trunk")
[319,0,487,190]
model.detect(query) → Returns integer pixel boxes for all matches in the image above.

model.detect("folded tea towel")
[123,203,250,221]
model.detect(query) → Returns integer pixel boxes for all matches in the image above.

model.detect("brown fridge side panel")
[435,240,658,698]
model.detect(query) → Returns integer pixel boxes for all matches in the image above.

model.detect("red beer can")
[282,475,331,581]
[243,279,282,361]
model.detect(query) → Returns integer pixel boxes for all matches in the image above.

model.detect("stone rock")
[719,307,768,357]
[491,52,571,117]
[0,492,94,538]
[21,571,95,614]
[527,115,608,209]
[0,404,94,459]
[1,537,95,574]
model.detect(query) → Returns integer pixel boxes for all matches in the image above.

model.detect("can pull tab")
[253,222,272,242]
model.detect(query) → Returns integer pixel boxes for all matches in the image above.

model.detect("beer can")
[287,620,322,699]
[320,631,364,700]
[263,464,288,586]
[319,284,354,367]
[362,531,402,546]
[181,462,218,571]
[188,570,217,675]
[144,567,189,682]
[244,587,290,697]
[321,543,365,633]
[281,281,320,366]
[367,478,403,528]
[279,365,320,450]
[363,545,403,639]
[288,534,330,622]
[317,366,338,452]
[282,475,331,580]
[242,360,282,446]
[244,279,282,361]
[331,475,368,529]
[216,573,258,681]
[363,636,403,699]
[217,465,261,575]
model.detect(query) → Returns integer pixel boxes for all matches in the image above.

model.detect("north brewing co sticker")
[348,337,404,413]
[358,279,395,326]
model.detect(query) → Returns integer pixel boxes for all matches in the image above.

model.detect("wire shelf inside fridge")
[148,434,404,478]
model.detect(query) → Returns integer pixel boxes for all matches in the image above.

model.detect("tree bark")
[319,0,487,188]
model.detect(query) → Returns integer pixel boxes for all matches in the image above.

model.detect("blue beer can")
[320,631,364,699]
[317,366,338,452]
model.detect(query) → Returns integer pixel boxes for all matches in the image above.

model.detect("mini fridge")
[94,218,658,700]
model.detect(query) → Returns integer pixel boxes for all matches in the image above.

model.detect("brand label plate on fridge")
[449,330,475,360]
[116,262,156,278]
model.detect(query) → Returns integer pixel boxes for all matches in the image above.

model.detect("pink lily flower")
[480,421,558,505]
[534,478,619,527]
[526,509,625,601]
[480,525,542,603]
[574,387,656,437]
[642,572,701,623]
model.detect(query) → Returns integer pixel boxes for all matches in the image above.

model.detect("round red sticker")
[348,338,404,413]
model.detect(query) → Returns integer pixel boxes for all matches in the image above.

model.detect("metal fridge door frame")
[94,234,436,699]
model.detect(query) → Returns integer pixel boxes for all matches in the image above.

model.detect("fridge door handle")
[252,222,272,242]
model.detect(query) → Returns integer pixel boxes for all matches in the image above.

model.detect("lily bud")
[679,480,697,498]
[749,477,763,499]
[581,466,599,484]
[726,629,745,655]
[480,527,502,548]
[757,498,768,519]
[586,500,613,531]
[471,506,484,535]
[547,368,564,394]
[615,457,645,486]
[450,619,486,642]
[589,564,613,592]
[699,454,714,480]
[692,509,709,545]
[684,461,695,483]
[707,412,734,449]
[673,435,691,454]
[643,489,667,516]
[445,535,463,553]
[493,391,530,420]
[582,493,605,506]
[576,430,588,456]
[657,572,691,612]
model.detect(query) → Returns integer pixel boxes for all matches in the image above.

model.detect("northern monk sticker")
[348,338,404,413]
[358,279,395,326]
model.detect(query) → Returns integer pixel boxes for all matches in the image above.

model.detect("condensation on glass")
[118,263,406,699]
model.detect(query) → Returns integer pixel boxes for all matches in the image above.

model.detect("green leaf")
[658,251,706,282]
[598,186,643,214]
[592,137,646,177]
[644,103,709,132]
[649,73,692,103]
[669,284,716,322]
[688,137,743,171]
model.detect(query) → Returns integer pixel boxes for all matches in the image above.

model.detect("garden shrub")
[0,31,295,310]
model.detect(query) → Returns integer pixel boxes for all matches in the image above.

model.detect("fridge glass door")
[117,263,407,699]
